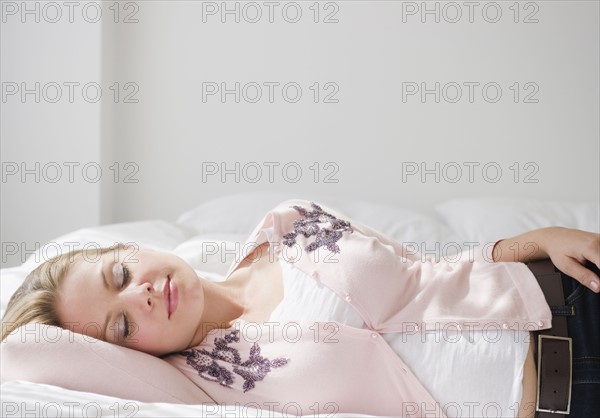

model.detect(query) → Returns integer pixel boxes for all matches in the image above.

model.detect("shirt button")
[371,333,378,339]
[311,271,320,279]
[345,294,352,302]
[537,320,544,327]
[502,323,509,329]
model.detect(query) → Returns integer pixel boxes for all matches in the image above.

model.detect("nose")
[122,282,155,311]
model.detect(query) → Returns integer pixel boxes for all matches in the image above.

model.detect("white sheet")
[0,380,376,417]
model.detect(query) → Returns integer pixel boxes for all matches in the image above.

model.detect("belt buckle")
[536,334,572,415]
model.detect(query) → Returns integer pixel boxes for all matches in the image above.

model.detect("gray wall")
[2,1,599,267]
[1,2,102,267]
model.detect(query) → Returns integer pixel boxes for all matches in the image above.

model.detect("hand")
[541,227,600,293]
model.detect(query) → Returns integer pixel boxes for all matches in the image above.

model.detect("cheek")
[129,318,159,344]
[179,275,204,314]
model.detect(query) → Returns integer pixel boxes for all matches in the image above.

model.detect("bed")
[2,191,598,417]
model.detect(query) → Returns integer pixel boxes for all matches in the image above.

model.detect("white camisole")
[269,257,530,418]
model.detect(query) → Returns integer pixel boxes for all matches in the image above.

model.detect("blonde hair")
[1,243,128,342]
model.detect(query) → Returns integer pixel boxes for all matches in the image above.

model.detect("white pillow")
[170,232,248,279]
[434,197,600,245]
[176,191,450,248]
[176,191,312,234]
[1,324,212,404]
[0,267,31,320]
[20,220,197,271]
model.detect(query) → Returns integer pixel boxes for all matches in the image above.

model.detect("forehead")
[64,250,107,286]
[56,250,113,339]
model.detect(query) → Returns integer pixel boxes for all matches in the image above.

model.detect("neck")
[188,272,249,347]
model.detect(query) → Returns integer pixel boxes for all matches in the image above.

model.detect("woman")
[2,199,599,417]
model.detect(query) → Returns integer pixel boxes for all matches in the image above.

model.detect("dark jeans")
[552,260,600,418]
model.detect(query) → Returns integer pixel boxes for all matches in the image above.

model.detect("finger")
[582,235,600,272]
[561,257,600,293]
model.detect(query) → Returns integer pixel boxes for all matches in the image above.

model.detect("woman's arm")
[492,226,600,293]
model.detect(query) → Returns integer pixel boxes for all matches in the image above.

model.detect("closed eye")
[121,263,131,288]
[115,310,130,341]
[123,312,130,338]
[120,263,131,340]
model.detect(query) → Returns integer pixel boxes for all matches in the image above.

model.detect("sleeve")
[271,199,552,333]
[272,198,425,263]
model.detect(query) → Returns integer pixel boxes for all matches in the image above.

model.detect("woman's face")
[56,246,205,356]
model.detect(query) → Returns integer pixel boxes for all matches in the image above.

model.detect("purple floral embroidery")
[233,340,289,392]
[282,201,353,254]
[181,330,289,393]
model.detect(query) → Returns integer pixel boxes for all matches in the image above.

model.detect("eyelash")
[122,312,130,339]
[120,263,131,338]
[121,263,131,288]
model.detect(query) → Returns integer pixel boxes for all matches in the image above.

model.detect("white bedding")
[2,191,598,417]
[0,380,373,418]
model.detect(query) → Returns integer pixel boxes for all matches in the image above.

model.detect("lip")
[167,275,178,319]
[163,276,171,319]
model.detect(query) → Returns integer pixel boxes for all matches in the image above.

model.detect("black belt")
[526,259,573,416]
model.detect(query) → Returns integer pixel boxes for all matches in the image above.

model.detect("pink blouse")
[163,199,552,417]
